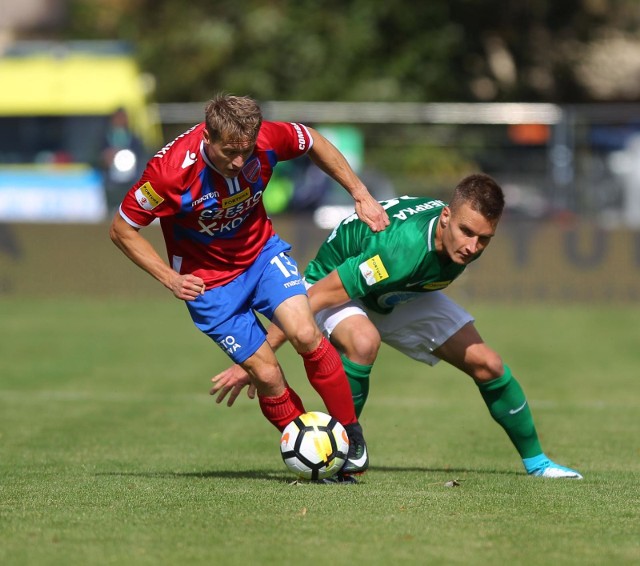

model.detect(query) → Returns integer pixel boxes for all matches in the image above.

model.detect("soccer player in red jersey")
[109,94,388,478]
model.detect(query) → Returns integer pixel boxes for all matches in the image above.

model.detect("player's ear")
[441,206,451,228]
[202,128,211,144]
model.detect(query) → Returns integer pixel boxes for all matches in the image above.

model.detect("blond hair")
[204,94,263,143]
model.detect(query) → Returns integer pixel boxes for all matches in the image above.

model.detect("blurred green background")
[3,1,640,297]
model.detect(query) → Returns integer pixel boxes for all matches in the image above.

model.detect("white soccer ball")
[280,411,349,480]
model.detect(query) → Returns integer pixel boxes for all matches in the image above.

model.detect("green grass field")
[1,298,639,565]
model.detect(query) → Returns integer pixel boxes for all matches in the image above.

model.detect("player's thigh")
[313,298,379,360]
[253,249,307,320]
[314,297,367,339]
[330,314,380,364]
[272,294,321,350]
[432,321,484,371]
[368,291,474,366]
[433,323,503,379]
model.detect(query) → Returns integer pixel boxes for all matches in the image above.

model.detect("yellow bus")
[0,41,161,221]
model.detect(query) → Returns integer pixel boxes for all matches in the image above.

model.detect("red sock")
[258,387,305,432]
[301,337,357,426]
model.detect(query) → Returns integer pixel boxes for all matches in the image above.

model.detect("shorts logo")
[135,182,164,211]
[359,254,389,286]
[218,335,241,356]
[222,187,250,209]
[242,158,261,183]
[283,278,303,288]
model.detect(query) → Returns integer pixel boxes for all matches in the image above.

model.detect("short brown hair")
[204,94,263,143]
[449,173,504,221]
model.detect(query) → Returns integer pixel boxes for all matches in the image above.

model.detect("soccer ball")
[280,411,349,480]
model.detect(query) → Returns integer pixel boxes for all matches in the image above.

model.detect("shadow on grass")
[372,465,521,477]
[96,465,521,481]
[96,470,291,481]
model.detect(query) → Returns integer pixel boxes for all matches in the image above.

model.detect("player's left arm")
[307,127,389,233]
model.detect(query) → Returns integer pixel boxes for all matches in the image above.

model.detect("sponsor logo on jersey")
[197,191,263,235]
[291,123,307,150]
[135,182,164,210]
[192,191,219,208]
[422,281,452,291]
[242,158,261,183]
[222,187,251,209]
[181,150,197,168]
[359,254,389,286]
[377,291,420,309]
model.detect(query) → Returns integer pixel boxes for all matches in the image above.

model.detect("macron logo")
[181,150,197,169]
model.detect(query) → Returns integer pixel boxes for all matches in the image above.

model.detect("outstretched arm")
[307,127,389,233]
[305,270,351,313]
[109,214,205,301]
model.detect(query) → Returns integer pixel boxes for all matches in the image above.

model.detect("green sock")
[477,365,542,459]
[341,355,372,418]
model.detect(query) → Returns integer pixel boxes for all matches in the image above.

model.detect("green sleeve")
[336,229,422,299]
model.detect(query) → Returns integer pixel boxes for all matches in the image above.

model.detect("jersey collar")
[426,214,439,252]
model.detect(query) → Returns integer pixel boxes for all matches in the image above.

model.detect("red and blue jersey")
[119,121,313,288]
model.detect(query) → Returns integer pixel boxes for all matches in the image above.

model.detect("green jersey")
[305,196,469,314]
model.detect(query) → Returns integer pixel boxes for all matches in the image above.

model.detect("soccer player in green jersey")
[211,173,583,480]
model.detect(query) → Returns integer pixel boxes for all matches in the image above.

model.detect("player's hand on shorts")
[210,365,255,406]
[355,194,390,233]
[170,273,205,301]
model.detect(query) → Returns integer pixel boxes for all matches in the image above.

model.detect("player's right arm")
[306,270,350,312]
[109,214,205,301]
[306,127,389,233]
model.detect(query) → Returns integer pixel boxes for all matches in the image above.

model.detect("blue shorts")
[185,235,306,364]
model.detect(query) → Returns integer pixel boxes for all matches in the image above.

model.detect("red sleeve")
[258,121,313,162]
[119,123,205,227]
[119,163,181,228]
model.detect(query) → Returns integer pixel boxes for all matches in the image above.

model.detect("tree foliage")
[64,0,640,103]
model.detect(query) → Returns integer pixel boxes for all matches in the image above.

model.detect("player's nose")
[231,155,246,169]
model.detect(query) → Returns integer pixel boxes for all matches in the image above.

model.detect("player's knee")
[288,321,322,352]
[345,327,380,365]
[242,357,284,395]
[259,364,284,387]
[470,350,504,383]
